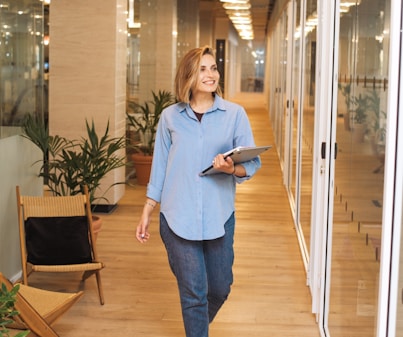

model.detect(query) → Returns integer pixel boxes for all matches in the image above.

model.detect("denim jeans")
[160,212,235,337]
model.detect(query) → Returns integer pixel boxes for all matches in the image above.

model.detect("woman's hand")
[136,199,156,243]
[136,214,151,243]
[212,154,236,175]
[212,154,246,177]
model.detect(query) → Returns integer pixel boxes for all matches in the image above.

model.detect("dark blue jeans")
[160,212,235,337]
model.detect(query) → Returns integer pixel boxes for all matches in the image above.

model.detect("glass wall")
[289,0,317,260]
[270,0,316,264]
[240,44,265,93]
[269,10,287,166]
[127,0,140,100]
[267,0,395,332]
[329,0,390,335]
[299,0,316,257]
[126,0,200,103]
[395,185,403,336]
[0,0,46,138]
[290,0,300,209]
[267,0,403,335]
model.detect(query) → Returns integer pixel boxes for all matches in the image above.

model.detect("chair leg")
[95,271,105,305]
[81,270,104,305]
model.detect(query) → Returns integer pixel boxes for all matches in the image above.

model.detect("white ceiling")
[207,0,275,50]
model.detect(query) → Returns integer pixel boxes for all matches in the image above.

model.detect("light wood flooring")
[25,93,320,336]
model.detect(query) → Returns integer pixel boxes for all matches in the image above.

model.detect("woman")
[136,46,261,337]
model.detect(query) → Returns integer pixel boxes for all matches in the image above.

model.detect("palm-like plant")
[338,82,353,110]
[126,90,175,156]
[22,115,126,205]
[364,89,387,151]
[351,93,369,124]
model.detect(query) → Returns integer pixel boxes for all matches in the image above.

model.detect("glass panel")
[299,0,317,255]
[0,0,45,138]
[177,0,199,63]
[241,45,265,93]
[127,0,140,101]
[329,0,390,335]
[279,11,288,166]
[396,188,403,335]
[270,11,287,167]
[290,0,301,206]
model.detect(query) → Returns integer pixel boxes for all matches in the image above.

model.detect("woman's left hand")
[212,154,235,175]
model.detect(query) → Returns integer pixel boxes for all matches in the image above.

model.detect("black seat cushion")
[25,216,92,265]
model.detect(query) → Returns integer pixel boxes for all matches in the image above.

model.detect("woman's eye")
[200,66,218,72]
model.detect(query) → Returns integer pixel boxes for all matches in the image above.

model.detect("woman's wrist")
[231,165,236,175]
[145,200,156,209]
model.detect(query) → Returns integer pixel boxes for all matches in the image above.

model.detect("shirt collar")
[176,95,226,116]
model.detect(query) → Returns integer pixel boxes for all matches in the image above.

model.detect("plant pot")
[131,153,153,186]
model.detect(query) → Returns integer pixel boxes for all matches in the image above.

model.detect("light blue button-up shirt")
[147,95,261,240]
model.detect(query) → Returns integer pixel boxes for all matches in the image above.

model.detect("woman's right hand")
[136,214,151,243]
[136,199,156,243]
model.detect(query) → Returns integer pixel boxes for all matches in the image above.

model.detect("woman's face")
[193,54,220,95]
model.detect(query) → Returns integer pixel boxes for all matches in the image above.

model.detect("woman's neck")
[190,94,214,114]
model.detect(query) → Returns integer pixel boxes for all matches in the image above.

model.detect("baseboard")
[10,270,22,283]
[91,203,118,214]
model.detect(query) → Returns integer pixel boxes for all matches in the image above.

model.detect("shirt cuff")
[234,157,261,183]
[146,183,162,203]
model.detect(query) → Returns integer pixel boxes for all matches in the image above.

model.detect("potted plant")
[22,115,126,205]
[366,89,387,172]
[0,283,29,337]
[366,89,386,142]
[338,82,353,131]
[22,115,127,239]
[351,93,369,142]
[126,90,175,185]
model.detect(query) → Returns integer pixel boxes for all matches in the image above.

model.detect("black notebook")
[199,145,271,176]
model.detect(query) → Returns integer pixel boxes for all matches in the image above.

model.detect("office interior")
[1,0,403,336]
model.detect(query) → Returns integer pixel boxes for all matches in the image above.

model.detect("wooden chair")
[0,272,83,337]
[16,186,105,305]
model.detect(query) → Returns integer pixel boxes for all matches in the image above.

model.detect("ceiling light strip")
[220,0,254,40]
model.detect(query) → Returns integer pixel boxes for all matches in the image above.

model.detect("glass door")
[289,0,301,211]
[326,0,390,335]
[270,10,288,167]
[393,199,403,336]
[384,2,403,335]
[298,0,317,262]
[286,0,317,267]
[391,143,403,337]
[389,141,403,337]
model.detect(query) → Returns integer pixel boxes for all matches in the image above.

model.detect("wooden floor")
[26,93,320,336]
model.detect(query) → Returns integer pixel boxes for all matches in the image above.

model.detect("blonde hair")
[174,46,222,103]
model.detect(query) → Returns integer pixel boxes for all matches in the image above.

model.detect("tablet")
[199,145,271,176]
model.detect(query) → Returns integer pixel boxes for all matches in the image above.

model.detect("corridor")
[26,93,320,336]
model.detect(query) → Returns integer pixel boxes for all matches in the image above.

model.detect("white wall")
[0,135,42,280]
